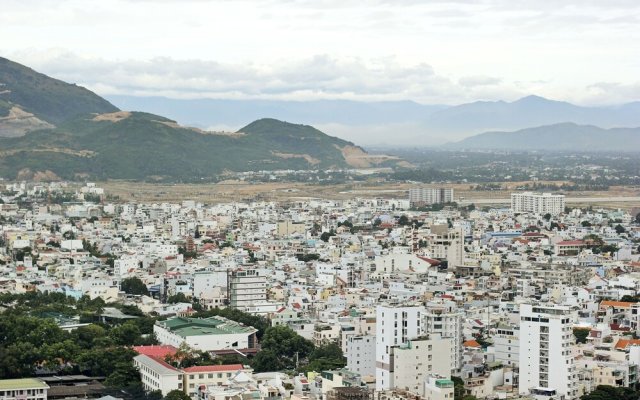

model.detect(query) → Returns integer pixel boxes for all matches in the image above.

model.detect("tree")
[167,292,189,304]
[543,213,552,221]
[320,231,335,242]
[581,385,639,400]
[573,327,590,344]
[252,349,284,372]
[581,221,592,227]
[614,224,626,234]
[259,326,313,370]
[109,321,142,346]
[398,215,409,226]
[305,343,346,372]
[165,390,191,400]
[121,277,149,296]
[636,213,640,224]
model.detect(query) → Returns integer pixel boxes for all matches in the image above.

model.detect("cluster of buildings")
[1,182,640,400]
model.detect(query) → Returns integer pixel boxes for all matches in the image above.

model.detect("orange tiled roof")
[463,340,481,348]
[600,300,635,309]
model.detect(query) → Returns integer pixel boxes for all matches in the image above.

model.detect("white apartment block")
[492,326,520,367]
[346,335,376,377]
[392,336,453,395]
[228,269,267,311]
[519,303,578,399]
[511,192,566,216]
[422,302,463,373]
[376,305,423,391]
[409,188,454,207]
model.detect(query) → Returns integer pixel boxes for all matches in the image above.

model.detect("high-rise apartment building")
[518,304,578,399]
[511,192,565,216]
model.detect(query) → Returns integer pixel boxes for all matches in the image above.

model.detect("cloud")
[8,50,476,103]
[458,76,502,88]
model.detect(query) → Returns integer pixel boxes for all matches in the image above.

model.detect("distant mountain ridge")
[0,58,401,181]
[108,94,640,145]
[445,122,640,152]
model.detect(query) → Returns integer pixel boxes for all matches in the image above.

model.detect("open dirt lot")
[99,181,640,209]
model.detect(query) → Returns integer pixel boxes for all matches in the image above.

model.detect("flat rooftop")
[0,378,49,390]
[157,316,257,337]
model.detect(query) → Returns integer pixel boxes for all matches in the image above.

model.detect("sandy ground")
[97,181,640,209]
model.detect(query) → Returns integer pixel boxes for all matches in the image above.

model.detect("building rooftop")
[0,378,49,390]
[157,316,257,337]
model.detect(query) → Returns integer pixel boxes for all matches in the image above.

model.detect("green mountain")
[445,122,640,152]
[0,57,401,181]
[0,57,118,131]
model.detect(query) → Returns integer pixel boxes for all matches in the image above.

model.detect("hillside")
[445,122,640,151]
[0,57,402,181]
[0,112,387,181]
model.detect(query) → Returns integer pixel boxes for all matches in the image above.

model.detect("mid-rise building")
[492,325,520,367]
[409,188,454,207]
[228,269,267,311]
[346,335,376,377]
[422,301,463,373]
[392,336,453,395]
[154,316,258,353]
[376,305,423,391]
[511,192,565,216]
[518,303,578,399]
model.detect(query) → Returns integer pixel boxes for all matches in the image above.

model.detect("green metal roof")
[0,378,49,390]
[158,316,257,337]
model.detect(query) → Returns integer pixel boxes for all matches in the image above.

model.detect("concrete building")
[183,364,248,397]
[518,303,578,399]
[511,192,565,216]
[423,376,455,400]
[133,354,183,396]
[376,305,423,391]
[492,325,520,367]
[0,379,49,400]
[154,316,258,353]
[409,188,454,207]
[228,269,267,311]
[422,301,463,373]
[346,335,376,377]
[392,336,453,395]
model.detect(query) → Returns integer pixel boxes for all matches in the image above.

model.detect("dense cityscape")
[0,181,639,400]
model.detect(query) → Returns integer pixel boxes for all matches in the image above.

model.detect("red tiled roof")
[600,300,635,309]
[183,364,244,373]
[615,339,640,350]
[133,345,178,358]
[463,340,481,348]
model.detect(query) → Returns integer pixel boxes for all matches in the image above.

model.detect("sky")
[2,0,640,106]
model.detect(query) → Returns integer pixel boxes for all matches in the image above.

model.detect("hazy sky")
[2,0,639,105]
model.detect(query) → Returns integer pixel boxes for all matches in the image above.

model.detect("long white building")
[511,192,565,216]
[518,303,578,399]
[409,187,454,207]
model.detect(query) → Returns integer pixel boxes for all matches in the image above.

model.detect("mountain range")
[445,123,640,152]
[0,57,400,181]
[108,94,640,146]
